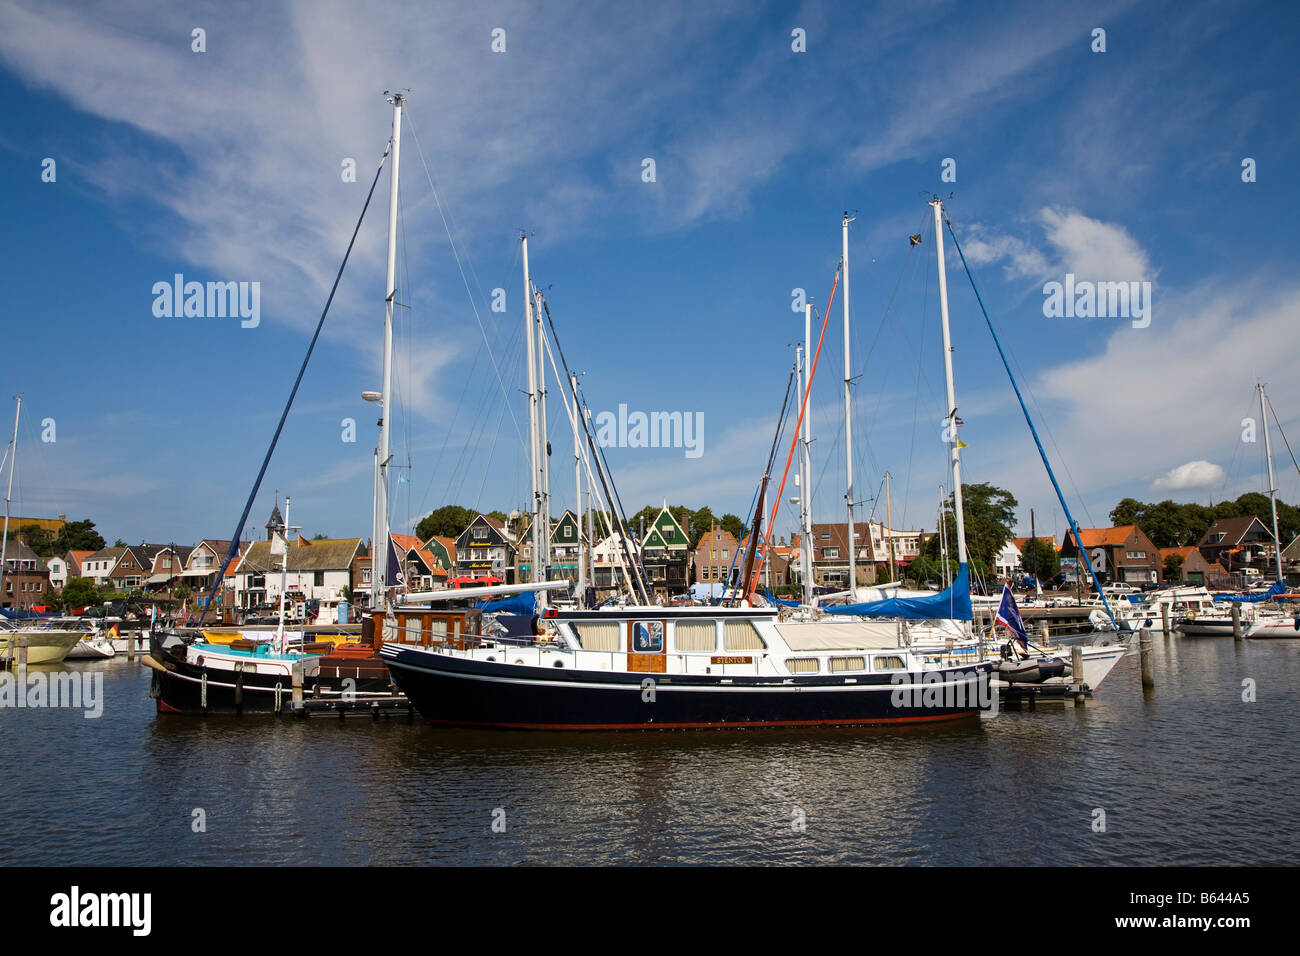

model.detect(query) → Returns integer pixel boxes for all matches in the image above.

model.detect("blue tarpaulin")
[477,591,536,614]
[1213,580,1285,602]
[824,564,972,621]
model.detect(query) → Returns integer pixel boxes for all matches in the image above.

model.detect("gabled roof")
[1010,535,1057,550]
[237,537,364,574]
[1068,526,1141,548]
[1199,516,1270,548]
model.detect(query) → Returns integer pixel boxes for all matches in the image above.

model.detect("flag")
[954,417,965,426]
[995,583,1030,650]
[270,531,287,556]
[957,439,968,449]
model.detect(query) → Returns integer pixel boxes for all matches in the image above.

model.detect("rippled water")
[2,634,1297,865]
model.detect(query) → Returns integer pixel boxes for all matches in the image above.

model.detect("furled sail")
[1213,580,1284,603]
[824,564,972,620]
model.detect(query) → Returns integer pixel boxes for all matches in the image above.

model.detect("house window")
[314,572,324,587]
[1126,551,1146,560]
[825,548,840,559]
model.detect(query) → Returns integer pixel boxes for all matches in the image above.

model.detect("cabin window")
[829,656,866,672]
[724,620,766,650]
[674,620,716,652]
[787,658,819,674]
[632,621,664,653]
[873,656,906,670]
[571,621,620,651]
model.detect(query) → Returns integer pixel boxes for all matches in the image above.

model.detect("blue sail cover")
[1213,580,1285,603]
[825,564,972,620]
[760,589,800,608]
[477,591,536,614]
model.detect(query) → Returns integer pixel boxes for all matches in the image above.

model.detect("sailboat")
[0,398,85,666]
[149,94,423,714]
[1241,383,1299,637]
[819,199,1131,690]
[381,212,995,730]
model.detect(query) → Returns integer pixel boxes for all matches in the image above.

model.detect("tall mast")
[277,495,291,652]
[522,236,541,587]
[842,212,857,599]
[886,470,896,581]
[797,301,815,610]
[571,371,586,598]
[932,197,968,569]
[536,287,551,595]
[0,396,21,607]
[373,91,403,611]
[1259,382,1284,582]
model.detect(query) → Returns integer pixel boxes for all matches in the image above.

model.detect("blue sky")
[2,0,1299,550]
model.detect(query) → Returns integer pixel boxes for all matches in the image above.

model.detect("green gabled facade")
[640,505,690,597]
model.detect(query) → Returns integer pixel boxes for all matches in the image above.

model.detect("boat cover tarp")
[477,591,536,614]
[760,589,800,608]
[776,620,907,651]
[823,564,972,621]
[1213,580,1284,603]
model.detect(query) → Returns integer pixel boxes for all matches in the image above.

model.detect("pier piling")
[1071,646,1085,704]
[1231,603,1243,641]
[16,635,28,684]
[1139,630,1154,688]
[1161,604,1170,638]
[291,662,303,708]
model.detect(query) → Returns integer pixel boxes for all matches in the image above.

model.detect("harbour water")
[2,633,1297,866]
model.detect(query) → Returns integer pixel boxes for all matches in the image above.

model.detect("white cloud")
[1151,460,1226,492]
[1039,207,1153,283]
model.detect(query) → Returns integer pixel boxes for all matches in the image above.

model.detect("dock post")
[1231,603,1243,641]
[1139,630,1155,688]
[1071,646,1085,705]
[1161,603,1170,638]
[127,629,135,661]
[291,661,303,710]
[16,635,28,685]
[1039,621,1051,645]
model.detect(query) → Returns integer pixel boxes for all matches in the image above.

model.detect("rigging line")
[473,398,509,509]
[751,268,840,592]
[404,113,525,452]
[1265,393,1300,488]
[413,242,520,519]
[195,143,389,625]
[945,217,1117,630]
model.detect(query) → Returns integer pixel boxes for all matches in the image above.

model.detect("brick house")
[2,539,52,610]
[1158,546,1229,587]
[1197,516,1277,581]
[1060,525,1163,586]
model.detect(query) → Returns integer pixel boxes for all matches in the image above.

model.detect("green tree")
[415,505,477,542]
[1020,537,1060,581]
[54,519,106,553]
[1163,553,1184,582]
[60,576,100,610]
[719,513,746,543]
[923,482,1018,576]
[1110,498,1143,526]
[688,507,716,548]
[14,523,57,557]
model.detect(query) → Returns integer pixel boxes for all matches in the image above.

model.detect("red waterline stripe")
[424,712,978,730]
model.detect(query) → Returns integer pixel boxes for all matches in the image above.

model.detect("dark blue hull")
[381,646,993,730]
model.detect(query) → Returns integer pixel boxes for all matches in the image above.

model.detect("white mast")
[373,91,403,611]
[803,302,815,608]
[842,213,857,599]
[276,495,291,653]
[571,371,586,598]
[536,287,552,597]
[932,197,968,570]
[1259,382,1284,582]
[0,396,21,607]
[522,236,541,589]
